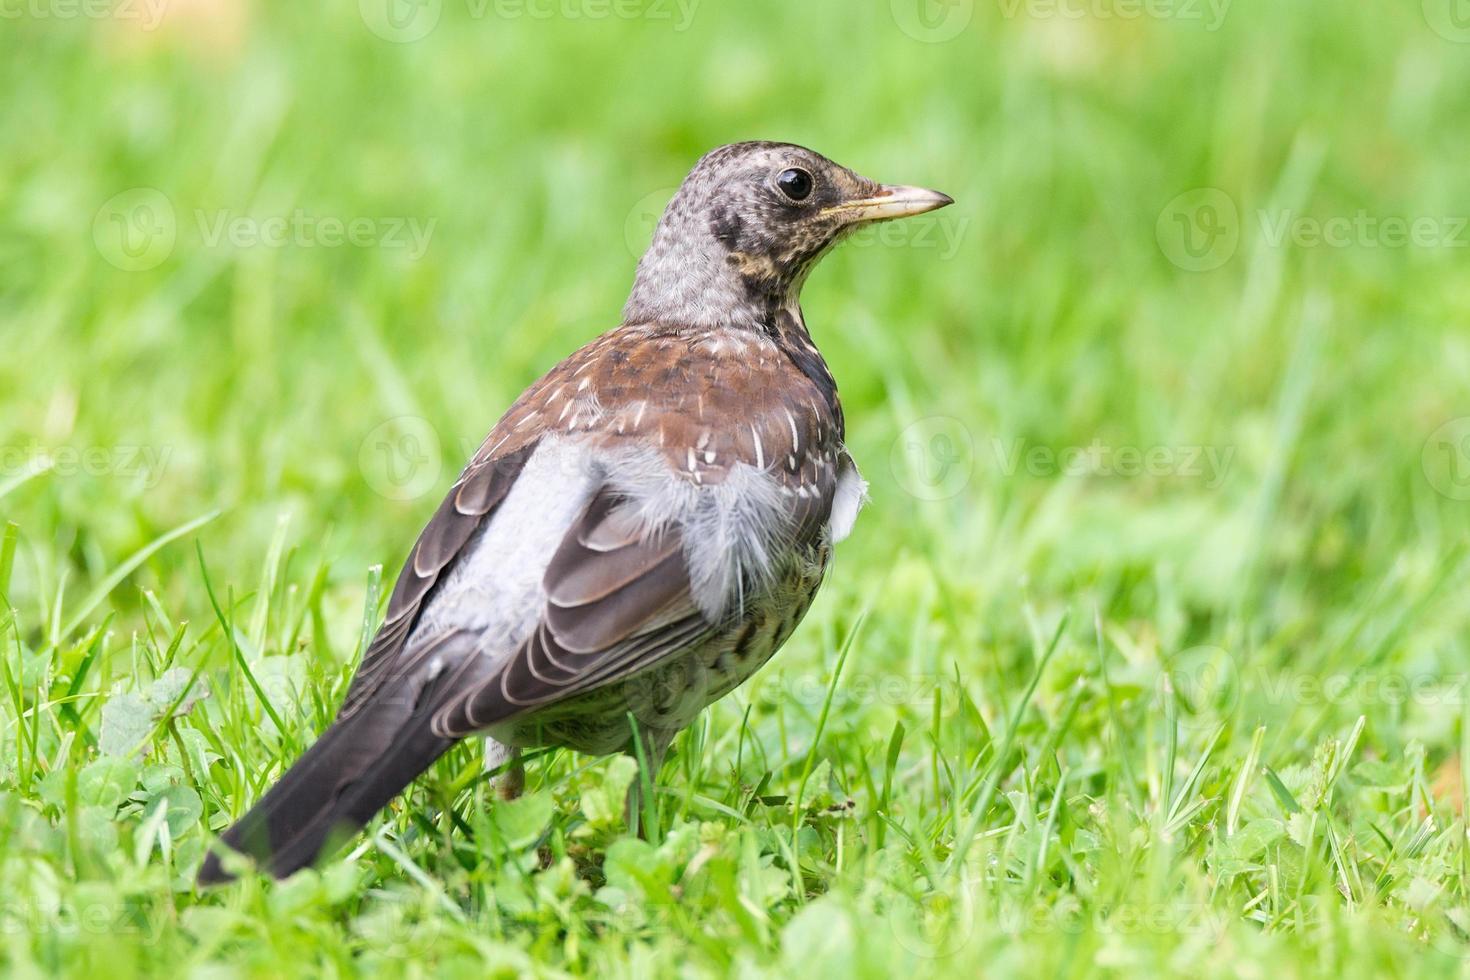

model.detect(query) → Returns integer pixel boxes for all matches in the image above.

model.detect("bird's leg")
[484,740,524,801]
[623,726,674,838]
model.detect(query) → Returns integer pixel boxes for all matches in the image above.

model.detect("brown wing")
[432,488,713,736]
[343,318,846,729]
[339,442,537,719]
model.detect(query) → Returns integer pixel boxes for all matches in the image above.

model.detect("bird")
[197,141,952,885]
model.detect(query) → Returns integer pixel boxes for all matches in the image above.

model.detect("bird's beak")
[822,184,955,224]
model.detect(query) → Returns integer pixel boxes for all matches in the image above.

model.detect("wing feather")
[340,442,537,718]
[434,487,710,737]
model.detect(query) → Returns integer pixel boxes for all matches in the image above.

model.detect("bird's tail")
[197,636,485,885]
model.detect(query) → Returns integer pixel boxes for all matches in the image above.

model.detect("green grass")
[3,0,1470,975]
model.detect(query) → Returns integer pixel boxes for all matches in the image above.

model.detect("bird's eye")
[776,168,814,202]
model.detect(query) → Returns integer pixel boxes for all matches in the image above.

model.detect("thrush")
[197,141,952,884]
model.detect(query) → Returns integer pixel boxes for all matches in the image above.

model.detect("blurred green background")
[3,0,1470,976]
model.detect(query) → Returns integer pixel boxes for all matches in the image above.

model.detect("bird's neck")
[622,249,840,432]
[623,233,810,339]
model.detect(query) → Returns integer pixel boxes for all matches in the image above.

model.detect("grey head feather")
[623,141,881,333]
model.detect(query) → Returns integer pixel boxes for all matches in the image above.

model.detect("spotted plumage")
[198,141,952,885]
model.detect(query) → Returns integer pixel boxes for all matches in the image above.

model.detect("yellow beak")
[822,184,955,223]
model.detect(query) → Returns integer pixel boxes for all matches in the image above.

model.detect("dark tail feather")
[198,640,483,885]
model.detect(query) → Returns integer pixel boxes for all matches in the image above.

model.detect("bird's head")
[624,141,953,333]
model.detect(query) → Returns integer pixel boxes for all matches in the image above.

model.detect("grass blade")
[57,510,220,646]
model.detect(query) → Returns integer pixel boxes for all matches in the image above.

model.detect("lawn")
[3,0,1470,975]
